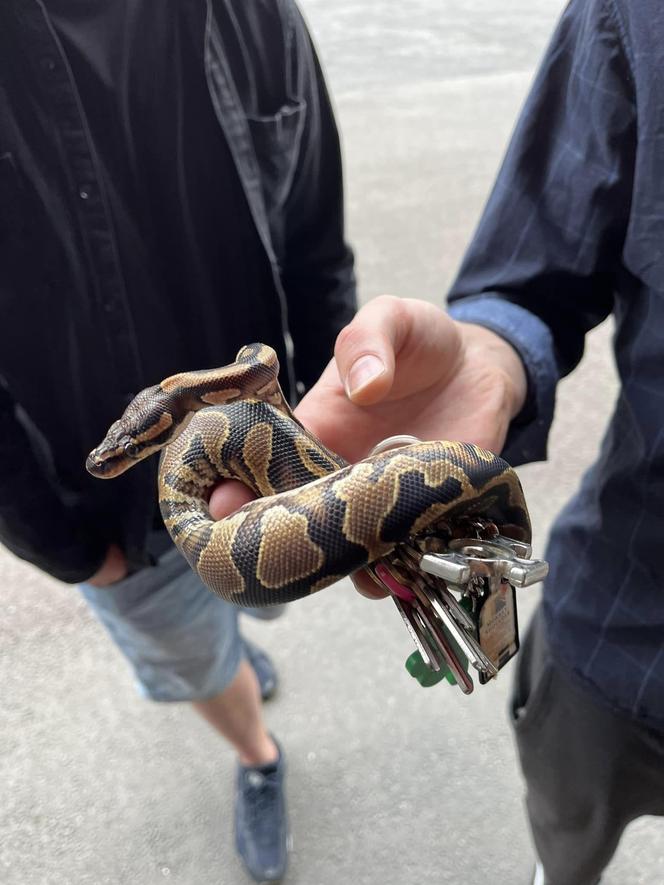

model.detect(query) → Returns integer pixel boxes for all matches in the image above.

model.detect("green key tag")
[405,649,469,688]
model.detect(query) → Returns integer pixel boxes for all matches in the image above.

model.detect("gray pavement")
[2,2,662,884]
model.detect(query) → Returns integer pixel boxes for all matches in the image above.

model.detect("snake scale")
[86,343,531,606]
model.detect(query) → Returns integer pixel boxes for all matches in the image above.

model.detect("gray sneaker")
[532,861,601,885]
[532,863,546,885]
[235,741,288,882]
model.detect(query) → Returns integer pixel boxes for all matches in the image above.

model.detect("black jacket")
[0,0,356,583]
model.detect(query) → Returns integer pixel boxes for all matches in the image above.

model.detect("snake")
[86,343,531,607]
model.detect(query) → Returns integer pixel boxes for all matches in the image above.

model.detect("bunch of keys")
[368,437,549,694]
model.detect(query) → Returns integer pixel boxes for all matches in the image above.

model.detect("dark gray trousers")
[511,606,664,885]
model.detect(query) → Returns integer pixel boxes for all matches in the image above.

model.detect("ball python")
[86,343,530,606]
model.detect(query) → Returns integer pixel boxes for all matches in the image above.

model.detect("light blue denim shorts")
[80,534,278,703]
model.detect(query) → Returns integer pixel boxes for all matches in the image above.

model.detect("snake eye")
[123,440,140,458]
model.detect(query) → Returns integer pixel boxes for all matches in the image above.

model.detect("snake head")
[86,386,177,478]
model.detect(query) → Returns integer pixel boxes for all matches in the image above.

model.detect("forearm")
[445,0,634,465]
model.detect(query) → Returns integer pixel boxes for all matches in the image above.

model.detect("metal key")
[364,435,549,692]
[395,542,499,678]
[374,561,475,692]
[422,537,548,684]
[374,532,549,693]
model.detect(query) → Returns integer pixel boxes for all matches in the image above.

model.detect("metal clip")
[421,536,549,589]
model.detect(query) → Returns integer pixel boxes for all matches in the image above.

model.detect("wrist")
[457,322,529,420]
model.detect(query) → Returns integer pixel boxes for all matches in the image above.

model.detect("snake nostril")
[86,454,104,474]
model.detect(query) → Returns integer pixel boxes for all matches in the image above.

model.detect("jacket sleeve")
[280,3,357,391]
[0,384,107,583]
[447,0,636,462]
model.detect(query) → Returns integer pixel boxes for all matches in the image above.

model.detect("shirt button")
[79,187,91,200]
[41,57,57,73]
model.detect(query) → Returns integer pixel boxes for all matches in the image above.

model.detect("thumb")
[334,295,404,405]
[209,479,255,521]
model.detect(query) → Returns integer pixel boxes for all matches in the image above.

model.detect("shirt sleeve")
[447,0,636,461]
[280,2,357,391]
[0,385,107,583]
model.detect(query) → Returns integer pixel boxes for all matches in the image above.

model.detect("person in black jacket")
[0,1,355,881]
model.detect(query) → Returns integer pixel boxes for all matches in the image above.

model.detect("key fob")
[472,578,519,684]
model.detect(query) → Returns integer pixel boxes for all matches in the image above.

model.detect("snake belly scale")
[87,343,531,606]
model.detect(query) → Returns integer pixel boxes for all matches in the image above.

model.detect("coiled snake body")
[87,344,530,606]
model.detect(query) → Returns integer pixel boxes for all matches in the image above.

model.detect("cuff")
[447,295,558,466]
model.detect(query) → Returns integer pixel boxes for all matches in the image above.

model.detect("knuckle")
[334,322,367,361]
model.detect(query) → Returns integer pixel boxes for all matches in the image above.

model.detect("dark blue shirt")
[447,0,664,731]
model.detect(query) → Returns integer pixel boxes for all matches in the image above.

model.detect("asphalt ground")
[2,2,662,883]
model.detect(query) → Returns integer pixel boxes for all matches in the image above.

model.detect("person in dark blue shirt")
[224,0,660,882]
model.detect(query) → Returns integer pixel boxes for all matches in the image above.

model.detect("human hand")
[209,296,527,597]
[88,543,128,587]
[295,295,527,461]
[296,296,528,596]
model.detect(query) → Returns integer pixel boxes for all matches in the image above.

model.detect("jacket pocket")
[247,98,306,217]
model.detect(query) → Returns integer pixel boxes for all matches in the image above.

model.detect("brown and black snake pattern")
[87,343,531,606]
